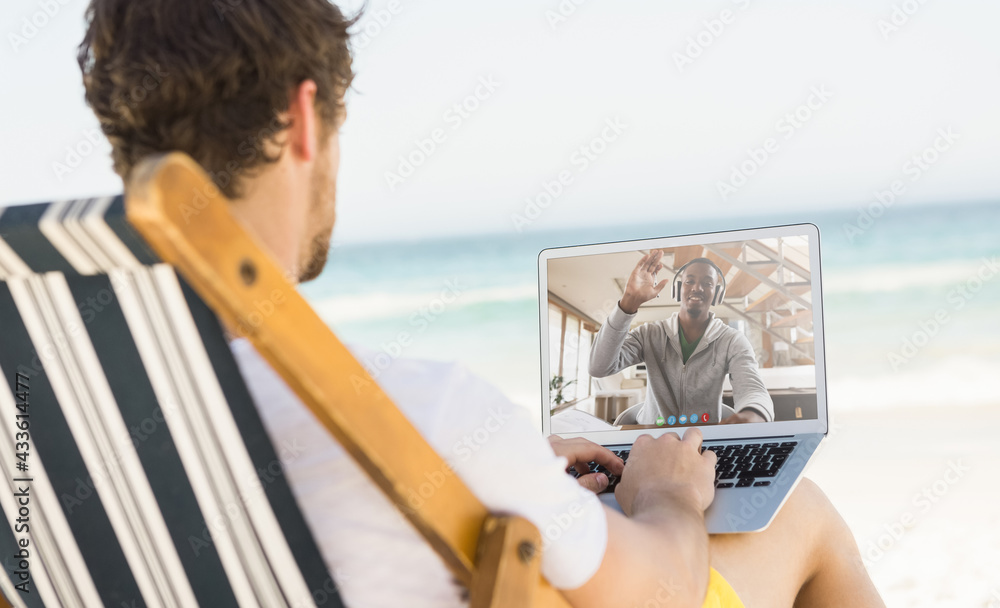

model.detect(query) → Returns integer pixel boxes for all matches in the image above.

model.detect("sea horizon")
[302,199,1000,413]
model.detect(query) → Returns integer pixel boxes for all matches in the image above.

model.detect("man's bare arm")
[553,431,716,608]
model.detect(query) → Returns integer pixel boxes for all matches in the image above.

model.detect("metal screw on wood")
[239,259,257,286]
[517,541,536,564]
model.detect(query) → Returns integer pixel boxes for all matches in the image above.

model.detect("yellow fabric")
[702,568,745,608]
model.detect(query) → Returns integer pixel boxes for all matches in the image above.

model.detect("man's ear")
[286,79,319,162]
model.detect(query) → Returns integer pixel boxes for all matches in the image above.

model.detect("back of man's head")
[78,0,355,198]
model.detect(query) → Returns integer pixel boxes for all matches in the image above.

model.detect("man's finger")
[682,427,703,449]
[565,458,591,475]
[643,252,659,273]
[571,444,624,476]
[552,437,623,475]
[577,472,608,493]
[635,253,651,271]
[703,448,718,466]
[601,453,625,476]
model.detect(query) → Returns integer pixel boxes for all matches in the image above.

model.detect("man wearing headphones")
[589,250,774,426]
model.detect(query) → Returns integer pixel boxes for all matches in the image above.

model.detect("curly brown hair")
[78,0,356,198]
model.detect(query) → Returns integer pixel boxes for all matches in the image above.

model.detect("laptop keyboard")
[569,441,798,493]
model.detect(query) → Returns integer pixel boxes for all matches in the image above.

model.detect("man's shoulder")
[230,338,530,455]
[705,318,753,355]
[229,339,607,592]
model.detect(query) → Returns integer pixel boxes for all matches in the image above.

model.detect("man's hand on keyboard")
[614,428,717,517]
[548,436,625,493]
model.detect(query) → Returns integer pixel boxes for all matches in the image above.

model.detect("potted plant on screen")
[549,375,576,410]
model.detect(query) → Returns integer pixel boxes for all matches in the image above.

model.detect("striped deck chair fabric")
[0,197,343,607]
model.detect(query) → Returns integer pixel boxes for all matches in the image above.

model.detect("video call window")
[547,236,818,432]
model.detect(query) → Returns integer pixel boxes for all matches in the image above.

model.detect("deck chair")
[0,153,570,608]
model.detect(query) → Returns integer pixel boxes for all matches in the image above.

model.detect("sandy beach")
[804,405,1000,607]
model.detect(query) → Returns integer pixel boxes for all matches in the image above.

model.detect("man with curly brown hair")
[76,1,884,607]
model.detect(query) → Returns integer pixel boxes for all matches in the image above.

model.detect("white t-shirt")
[229,339,607,607]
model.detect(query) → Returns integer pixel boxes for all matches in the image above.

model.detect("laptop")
[538,223,829,533]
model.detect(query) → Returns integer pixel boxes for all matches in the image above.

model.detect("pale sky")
[2,0,998,243]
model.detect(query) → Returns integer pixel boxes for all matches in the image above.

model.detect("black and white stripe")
[0,281,112,607]
[112,265,316,606]
[0,199,340,607]
[87,197,318,605]
[63,271,241,607]
[0,360,88,608]
[0,208,33,280]
[0,198,149,277]
[7,273,198,607]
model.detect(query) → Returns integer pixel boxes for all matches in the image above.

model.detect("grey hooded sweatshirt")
[589,306,773,425]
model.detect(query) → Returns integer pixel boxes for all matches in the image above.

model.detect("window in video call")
[547,235,818,432]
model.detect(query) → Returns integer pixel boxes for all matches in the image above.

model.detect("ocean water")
[301,201,1000,412]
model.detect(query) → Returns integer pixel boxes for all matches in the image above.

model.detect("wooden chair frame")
[124,153,571,608]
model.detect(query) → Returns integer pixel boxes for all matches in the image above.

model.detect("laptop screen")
[540,224,826,438]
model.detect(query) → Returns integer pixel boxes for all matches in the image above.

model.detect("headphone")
[671,258,727,306]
